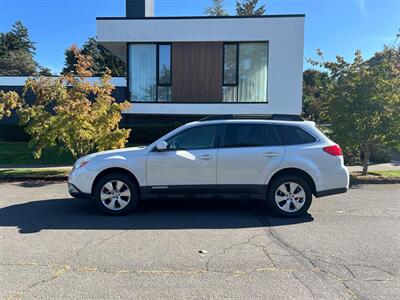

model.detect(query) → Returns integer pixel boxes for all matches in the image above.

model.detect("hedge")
[0,124,30,142]
[0,123,183,145]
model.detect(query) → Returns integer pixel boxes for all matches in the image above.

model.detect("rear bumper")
[315,187,347,198]
[68,183,92,199]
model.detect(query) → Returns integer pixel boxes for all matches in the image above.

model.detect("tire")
[267,175,312,218]
[93,173,140,215]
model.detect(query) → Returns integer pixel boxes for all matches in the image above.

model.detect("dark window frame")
[127,42,172,103]
[222,41,269,103]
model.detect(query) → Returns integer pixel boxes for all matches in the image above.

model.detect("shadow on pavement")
[0,197,313,233]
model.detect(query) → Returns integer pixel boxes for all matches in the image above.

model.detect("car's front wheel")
[93,173,139,215]
[267,175,312,218]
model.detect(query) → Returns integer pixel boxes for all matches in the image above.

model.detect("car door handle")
[263,152,279,158]
[199,154,213,161]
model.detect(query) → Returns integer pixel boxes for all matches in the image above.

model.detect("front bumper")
[68,183,92,199]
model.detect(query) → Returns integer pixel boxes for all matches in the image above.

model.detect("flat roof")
[96,14,305,20]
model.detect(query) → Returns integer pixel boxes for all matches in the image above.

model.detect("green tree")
[38,66,53,76]
[0,50,37,76]
[19,46,131,159]
[302,69,331,123]
[0,21,36,54]
[236,0,265,16]
[310,47,400,174]
[0,21,38,76]
[205,0,229,16]
[62,38,126,77]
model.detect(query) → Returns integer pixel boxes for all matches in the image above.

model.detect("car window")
[265,125,281,146]
[223,124,266,148]
[166,125,219,150]
[275,125,316,145]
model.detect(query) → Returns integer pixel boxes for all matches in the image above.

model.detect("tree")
[310,47,400,174]
[62,38,126,77]
[0,21,36,54]
[205,0,229,16]
[0,90,20,120]
[38,66,53,76]
[302,69,331,123]
[0,20,39,76]
[236,0,265,16]
[19,46,131,159]
[0,49,37,76]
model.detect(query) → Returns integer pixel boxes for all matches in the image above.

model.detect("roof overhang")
[96,15,305,62]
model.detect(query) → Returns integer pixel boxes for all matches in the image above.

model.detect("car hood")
[82,146,147,161]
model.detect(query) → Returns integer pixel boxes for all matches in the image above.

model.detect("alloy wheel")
[274,182,306,213]
[100,180,131,211]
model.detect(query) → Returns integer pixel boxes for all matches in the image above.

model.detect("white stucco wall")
[97,16,305,115]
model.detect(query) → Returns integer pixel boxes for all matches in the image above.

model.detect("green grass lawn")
[369,170,400,178]
[0,167,70,178]
[0,141,74,166]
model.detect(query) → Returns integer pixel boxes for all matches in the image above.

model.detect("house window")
[223,42,268,103]
[157,44,172,102]
[223,44,238,85]
[128,43,172,102]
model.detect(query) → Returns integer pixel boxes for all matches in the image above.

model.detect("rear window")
[275,125,317,145]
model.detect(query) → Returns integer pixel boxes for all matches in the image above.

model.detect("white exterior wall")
[97,16,305,115]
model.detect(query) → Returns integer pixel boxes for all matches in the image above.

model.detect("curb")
[350,176,400,185]
[0,176,68,183]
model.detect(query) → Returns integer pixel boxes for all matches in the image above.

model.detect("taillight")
[323,145,343,156]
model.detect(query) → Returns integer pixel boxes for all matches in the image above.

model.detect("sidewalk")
[0,165,72,170]
[347,161,400,172]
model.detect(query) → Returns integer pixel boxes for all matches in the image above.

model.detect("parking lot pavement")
[0,182,399,299]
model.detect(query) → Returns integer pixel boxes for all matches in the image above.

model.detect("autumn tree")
[19,46,131,159]
[63,38,126,77]
[310,47,400,174]
[0,90,20,120]
[236,0,265,16]
[205,0,229,16]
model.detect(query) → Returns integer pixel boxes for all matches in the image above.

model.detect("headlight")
[73,159,91,171]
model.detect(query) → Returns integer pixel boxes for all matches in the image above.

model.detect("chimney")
[126,0,154,18]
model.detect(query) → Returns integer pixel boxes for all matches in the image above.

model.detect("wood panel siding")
[172,42,223,103]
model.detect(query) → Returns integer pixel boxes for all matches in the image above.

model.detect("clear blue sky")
[0,0,398,74]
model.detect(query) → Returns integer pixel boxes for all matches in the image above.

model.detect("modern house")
[97,0,305,120]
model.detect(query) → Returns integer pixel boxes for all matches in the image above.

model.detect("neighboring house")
[97,0,305,121]
[0,76,127,124]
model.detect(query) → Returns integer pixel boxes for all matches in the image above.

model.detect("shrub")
[368,145,392,164]
[0,124,29,141]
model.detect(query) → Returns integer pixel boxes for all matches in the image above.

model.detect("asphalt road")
[0,182,399,299]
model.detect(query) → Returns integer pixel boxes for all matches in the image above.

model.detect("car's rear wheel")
[93,173,139,215]
[267,175,312,218]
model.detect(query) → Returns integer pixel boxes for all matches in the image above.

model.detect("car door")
[146,124,220,187]
[217,123,284,185]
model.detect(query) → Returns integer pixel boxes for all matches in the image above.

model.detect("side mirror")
[156,141,168,152]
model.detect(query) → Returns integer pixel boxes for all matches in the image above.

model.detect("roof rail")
[199,114,304,122]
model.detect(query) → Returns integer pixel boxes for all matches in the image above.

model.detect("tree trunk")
[362,146,369,175]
